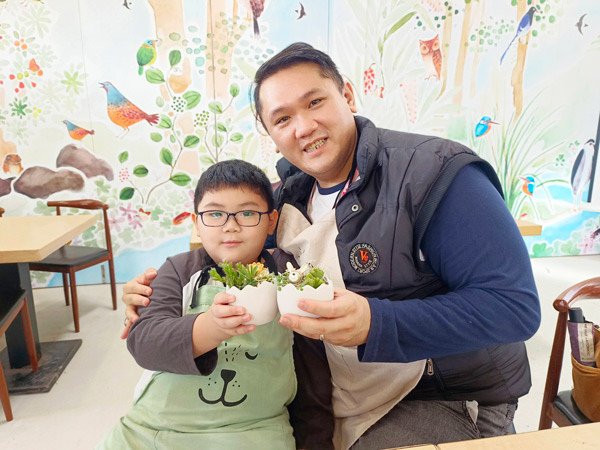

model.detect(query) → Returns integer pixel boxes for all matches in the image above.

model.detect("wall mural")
[0,0,598,288]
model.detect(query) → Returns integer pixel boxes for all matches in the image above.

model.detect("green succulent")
[209,262,273,289]
[275,263,328,291]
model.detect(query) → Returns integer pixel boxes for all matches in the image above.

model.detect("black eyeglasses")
[196,210,270,227]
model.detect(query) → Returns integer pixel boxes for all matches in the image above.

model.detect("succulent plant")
[275,262,328,290]
[209,261,273,289]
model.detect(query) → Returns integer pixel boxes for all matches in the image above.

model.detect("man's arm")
[120,268,157,339]
[360,163,541,362]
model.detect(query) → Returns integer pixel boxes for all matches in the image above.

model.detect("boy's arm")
[127,258,217,375]
[289,333,334,450]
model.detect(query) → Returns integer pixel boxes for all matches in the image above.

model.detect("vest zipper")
[426,358,434,376]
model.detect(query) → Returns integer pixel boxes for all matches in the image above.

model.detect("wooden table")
[0,214,95,393]
[517,219,542,236]
[436,422,600,449]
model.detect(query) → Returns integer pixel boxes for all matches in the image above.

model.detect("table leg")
[0,263,41,368]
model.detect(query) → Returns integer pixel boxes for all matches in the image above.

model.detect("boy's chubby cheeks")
[193,187,278,265]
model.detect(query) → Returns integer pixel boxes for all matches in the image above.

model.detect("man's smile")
[303,138,327,154]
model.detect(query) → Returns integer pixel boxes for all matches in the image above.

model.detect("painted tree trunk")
[438,12,453,97]
[469,0,485,98]
[205,0,236,99]
[511,0,529,118]
[453,0,473,105]
[147,0,192,97]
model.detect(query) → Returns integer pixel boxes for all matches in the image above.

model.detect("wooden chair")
[0,289,38,422]
[538,277,600,429]
[29,200,117,332]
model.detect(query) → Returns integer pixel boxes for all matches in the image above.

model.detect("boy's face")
[259,62,358,188]
[193,187,277,265]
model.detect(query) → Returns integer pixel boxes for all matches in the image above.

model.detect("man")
[122,42,540,449]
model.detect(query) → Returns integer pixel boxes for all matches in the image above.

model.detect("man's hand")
[278,288,371,346]
[120,268,157,339]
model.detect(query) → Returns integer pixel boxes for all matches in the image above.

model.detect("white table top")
[0,215,96,263]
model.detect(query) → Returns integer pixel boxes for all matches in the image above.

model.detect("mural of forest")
[0,0,598,287]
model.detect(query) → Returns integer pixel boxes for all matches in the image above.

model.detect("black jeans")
[351,399,517,449]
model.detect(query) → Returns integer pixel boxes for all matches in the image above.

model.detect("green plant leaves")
[183,90,201,109]
[170,173,191,186]
[133,165,149,177]
[383,12,416,43]
[216,122,227,132]
[145,68,165,84]
[160,147,173,166]
[212,134,224,148]
[209,262,273,289]
[118,151,129,163]
[208,101,223,114]
[150,132,162,142]
[119,187,134,200]
[169,49,181,67]
[230,132,243,143]
[158,115,173,129]
[183,135,200,148]
[229,83,240,97]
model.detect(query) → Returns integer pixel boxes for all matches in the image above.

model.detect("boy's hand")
[209,292,256,338]
[120,268,157,339]
[192,292,256,356]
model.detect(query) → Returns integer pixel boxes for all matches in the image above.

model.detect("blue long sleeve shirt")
[360,164,541,362]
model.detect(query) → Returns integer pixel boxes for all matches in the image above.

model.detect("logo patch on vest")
[349,243,379,274]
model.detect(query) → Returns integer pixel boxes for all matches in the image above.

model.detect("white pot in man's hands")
[228,282,277,325]
[277,282,334,318]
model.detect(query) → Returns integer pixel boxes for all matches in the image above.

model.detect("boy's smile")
[193,187,277,265]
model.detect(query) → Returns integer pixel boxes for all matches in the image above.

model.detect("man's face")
[193,187,277,265]
[259,63,358,188]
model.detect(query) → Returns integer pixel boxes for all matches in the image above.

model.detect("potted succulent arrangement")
[275,262,333,318]
[209,262,277,325]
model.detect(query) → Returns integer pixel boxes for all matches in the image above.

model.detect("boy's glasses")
[196,210,270,227]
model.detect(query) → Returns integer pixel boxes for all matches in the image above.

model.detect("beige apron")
[277,204,425,450]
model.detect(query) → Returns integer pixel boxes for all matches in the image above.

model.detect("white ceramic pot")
[277,282,334,318]
[228,281,277,326]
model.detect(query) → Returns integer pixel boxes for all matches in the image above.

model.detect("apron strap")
[190,264,223,308]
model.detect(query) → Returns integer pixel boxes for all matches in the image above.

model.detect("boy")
[99,160,328,449]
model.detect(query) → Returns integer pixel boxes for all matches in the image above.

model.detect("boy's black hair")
[251,42,344,127]
[194,159,275,212]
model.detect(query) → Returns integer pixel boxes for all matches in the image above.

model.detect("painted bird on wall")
[249,0,265,37]
[63,120,95,141]
[474,116,499,137]
[520,176,535,196]
[500,6,536,64]
[99,81,159,134]
[571,139,596,209]
[136,39,157,76]
[419,35,441,80]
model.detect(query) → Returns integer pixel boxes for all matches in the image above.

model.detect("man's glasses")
[196,210,270,227]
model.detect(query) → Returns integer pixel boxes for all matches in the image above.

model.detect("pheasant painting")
[99,81,158,135]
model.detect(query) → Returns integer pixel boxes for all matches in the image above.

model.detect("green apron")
[99,284,296,450]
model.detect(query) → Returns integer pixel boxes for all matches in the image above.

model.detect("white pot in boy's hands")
[277,282,334,318]
[228,282,277,325]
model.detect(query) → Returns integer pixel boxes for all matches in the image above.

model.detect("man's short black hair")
[194,159,274,212]
[252,42,344,127]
